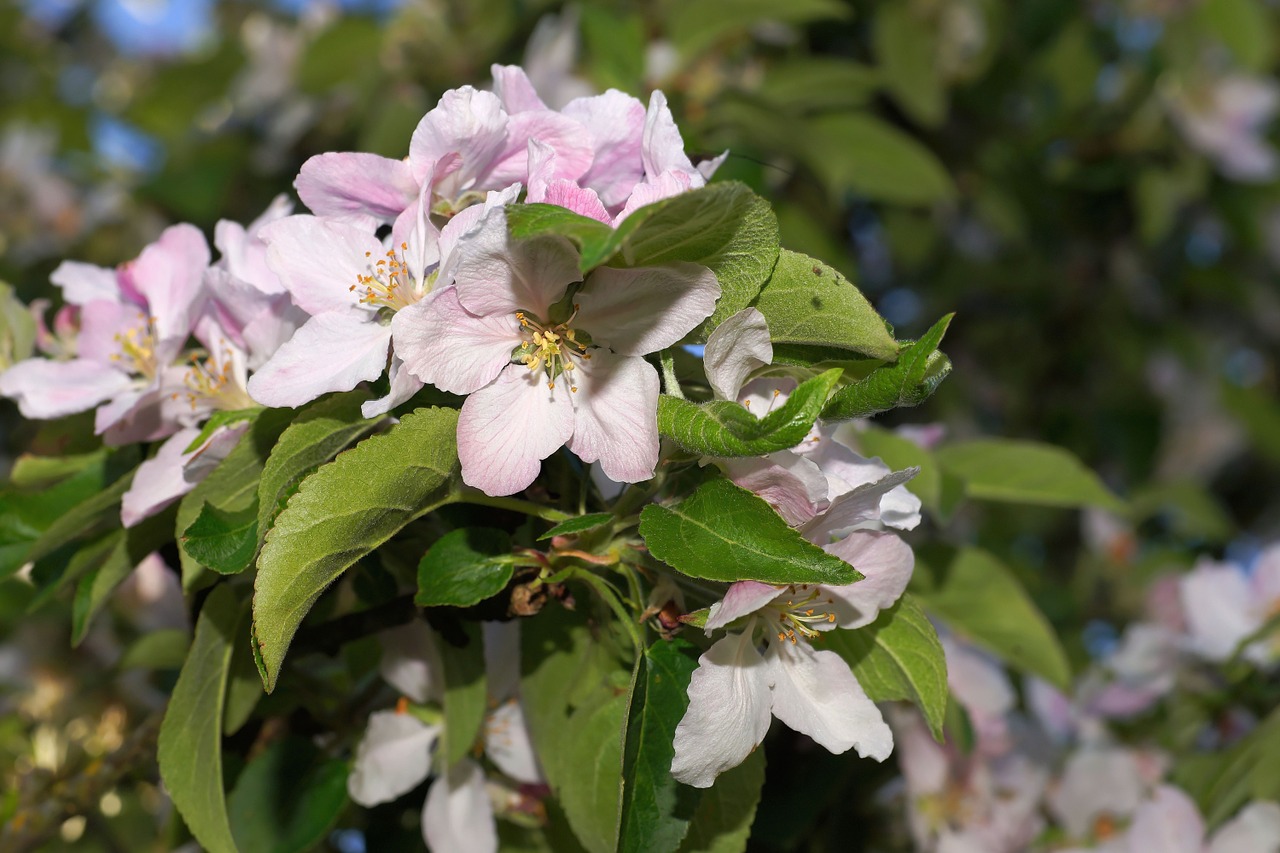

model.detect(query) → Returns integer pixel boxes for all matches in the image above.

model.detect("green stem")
[575,570,645,651]
[454,489,572,523]
[660,350,685,400]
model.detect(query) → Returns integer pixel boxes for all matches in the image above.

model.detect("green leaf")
[224,633,264,736]
[20,452,139,566]
[1221,381,1280,466]
[157,584,244,853]
[935,439,1124,511]
[874,4,946,127]
[182,502,259,575]
[538,513,615,541]
[71,510,174,645]
[1175,706,1280,827]
[658,369,842,457]
[7,450,107,488]
[677,749,766,853]
[756,58,879,113]
[1196,0,1273,70]
[826,595,947,741]
[184,408,262,452]
[439,622,488,770]
[256,391,382,562]
[252,407,459,691]
[505,204,615,259]
[415,528,514,608]
[854,427,941,513]
[560,687,629,853]
[640,478,858,585]
[619,639,703,853]
[669,0,849,58]
[120,629,190,670]
[804,113,955,204]
[751,250,897,359]
[228,736,348,853]
[0,280,36,370]
[917,548,1070,689]
[821,314,953,421]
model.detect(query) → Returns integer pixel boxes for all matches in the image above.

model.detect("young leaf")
[228,736,349,853]
[619,639,703,853]
[935,439,1125,511]
[538,512,615,541]
[181,502,259,575]
[640,478,858,585]
[917,548,1071,689]
[752,251,898,359]
[252,407,459,691]
[658,369,842,457]
[415,527,514,608]
[677,749,766,853]
[804,113,955,204]
[157,584,244,853]
[826,595,948,741]
[505,203,614,262]
[821,314,953,421]
[560,687,630,853]
[71,509,174,645]
[439,622,488,770]
[183,407,262,453]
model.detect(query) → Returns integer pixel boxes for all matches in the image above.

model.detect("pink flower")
[392,204,718,495]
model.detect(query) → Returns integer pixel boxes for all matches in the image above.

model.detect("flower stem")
[574,569,646,651]
[454,488,572,522]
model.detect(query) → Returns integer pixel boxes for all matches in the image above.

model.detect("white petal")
[390,288,518,395]
[129,223,210,344]
[1049,748,1146,839]
[821,531,914,629]
[347,710,438,807]
[765,641,893,760]
[703,307,772,401]
[705,582,786,632]
[1180,560,1257,662]
[362,356,425,419]
[482,620,521,704]
[247,313,391,409]
[564,350,660,484]
[121,428,203,528]
[799,467,918,545]
[422,759,497,853]
[409,86,509,189]
[641,90,699,180]
[1125,786,1205,853]
[574,263,720,356]
[451,206,581,320]
[457,365,576,496]
[942,637,1015,721]
[483,699,542,785]
[0,358,132,420]
[51,260,120,305]
[719,452,824,527]
[1208,800,1280,853]
[670,631,773,789]
[259,215,383,316]
[379,620,443,704]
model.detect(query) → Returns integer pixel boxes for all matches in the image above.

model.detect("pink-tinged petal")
[765,642,893,760]
[391,289,519,395]
[574,263,719,356]
[1049,748,1146,839]
[543,180,611,223]
[259,214,383,316]
[486,110,594,188]
[1125,786,1204,853]
[704,308,773,402]
[348,710,438,807]
[671,631,773,789]
[483,699,541,785]
[128,223,211,344]
[705,581,785,631]
[451,206,581,319]
[565,350,659,484]
[437,182,521,283]
[214,194,292,295]
[409,86,509,188]
[697,150,730,181]
[76,300,146,365]
[379,620,443,705]
[0,358,132,419]
[422,759,497,853]
[886,707,948,795]
[941,637,1014,722]
[642,90,699,180]
[1208,801,1280,853]
[719,452,824,527]
[822,530,913,629]
[1026,678,1077,744]
[806,439,890,495]
[491,64,547,113]
[183,422,248,482]
[1180,560,1256,662]
[457,365,576,496]
[799,467,918,545]
[614,170,694,224]
[390,184,443,285]
[362,356,424,419]
[562,91,647,210]
[295,152,418,228]
[482,621,521,706]
[50,260,120,305]
[98,384,176,445]
[121,427,203,528]
[247,313,391,409]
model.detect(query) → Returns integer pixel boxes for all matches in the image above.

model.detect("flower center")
[514,305,592,392]
[350,243,428,312]
[173,344,252,412]
[764,584,838,644]
[109,318,159,379]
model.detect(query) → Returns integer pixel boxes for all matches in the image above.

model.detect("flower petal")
[483,699,542,785]
[259,214,384,317]
[295,152,418,228]
[391,288,519,395]
[129,223,210,345]
[703,308,772,402]
[1179,559,1256,662]
[671,631,773,789]
[247,313,391,409]
[451,206,582,320]
[50,260,120,305]
[1125,786,1205,853]
[120,427,203,528]
[562,91,647,210]
[490,63,547,113]
[487,109,594,188]
[457,365,576,496]
[363,356,425,419]
[574,263,720,356]
[348,710,438,807]
[641,90,699,181]
[0,358,132,419]
[798,467,917,545]
[705,581,786,632]
[421,759,497,853]
[1208,800,1280,853]
[822,531,914,629]
[379,620,443,705]
[482,620,521,704]
[409,86,509,189]
[765,642,893,760]
[719,452,824,527]
[565,350,660,484]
